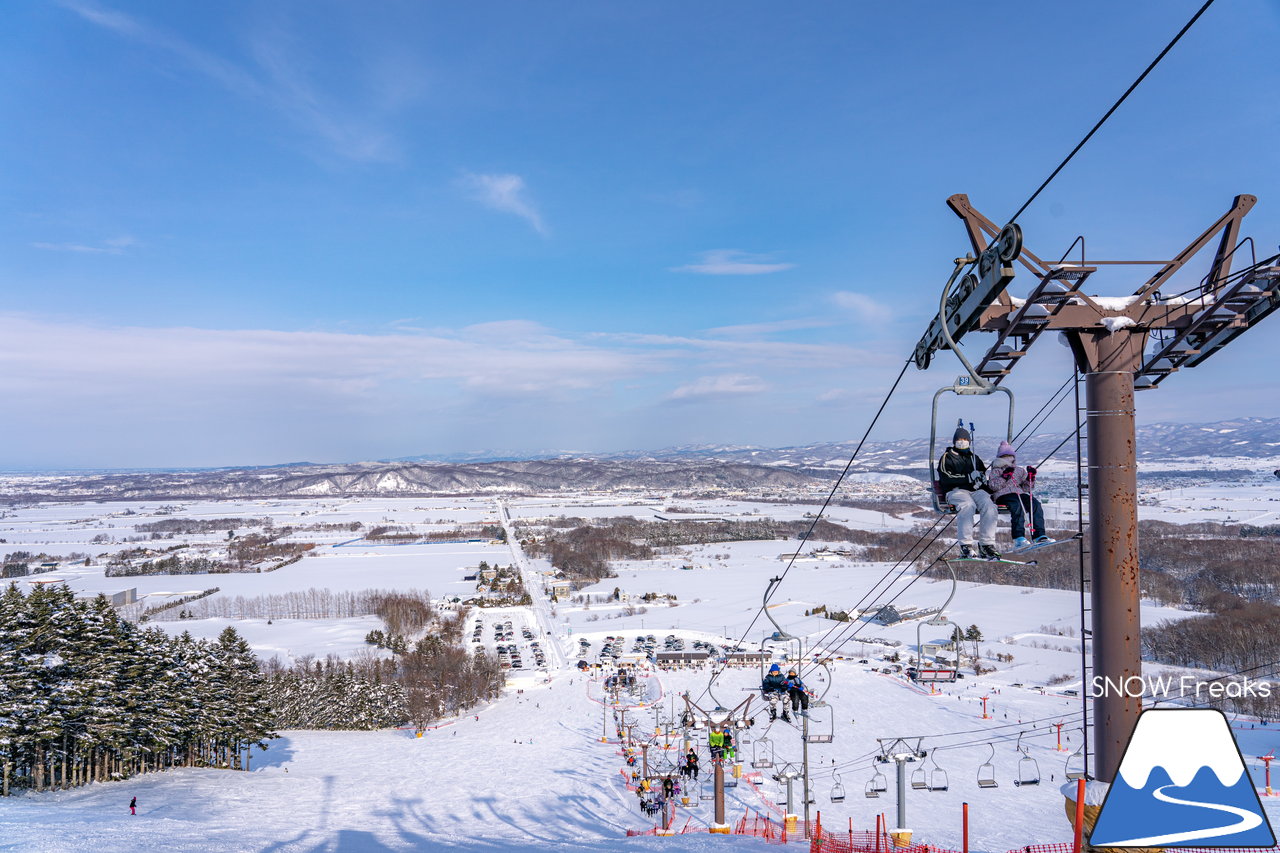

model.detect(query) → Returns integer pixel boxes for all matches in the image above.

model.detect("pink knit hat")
[997,440,1016,458]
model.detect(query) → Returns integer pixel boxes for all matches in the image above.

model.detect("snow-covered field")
[2,485,1278,852]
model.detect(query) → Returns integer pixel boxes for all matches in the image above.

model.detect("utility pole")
[682,692,754,835]
[913,193,1280,782]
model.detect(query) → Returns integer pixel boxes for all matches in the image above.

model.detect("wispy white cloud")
[672,250,794,276]
[705,318,833,337]
[33,235,137,255]
[667,374,770,402]
[817,388,852,405]
[832,290,893,323]
[59,1,409,163]
[461,173,547,235]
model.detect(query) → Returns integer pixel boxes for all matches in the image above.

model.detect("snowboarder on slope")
[937,422,1000,560]
[986,440,1052,547]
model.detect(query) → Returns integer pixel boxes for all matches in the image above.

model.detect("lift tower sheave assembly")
[914,193,1280,783]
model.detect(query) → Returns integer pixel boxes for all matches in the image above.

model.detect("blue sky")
[3,1,1279,468]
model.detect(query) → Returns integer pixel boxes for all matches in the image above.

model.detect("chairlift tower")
[681,692,755,834]
[914,193,1280,782]
[875,737,926,845]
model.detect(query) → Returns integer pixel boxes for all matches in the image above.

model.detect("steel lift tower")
[914,193,1280,783]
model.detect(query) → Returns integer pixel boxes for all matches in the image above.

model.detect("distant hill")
[393,417,1280,472]
[3,417,1276,502]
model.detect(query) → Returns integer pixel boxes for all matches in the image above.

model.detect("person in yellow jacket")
[708,727,725,761]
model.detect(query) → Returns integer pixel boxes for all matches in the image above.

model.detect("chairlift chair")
[977,743,999,788]
[831,777,846,803]
[1016,751,1041,787]
[752,736,775,769]
[1065,739,1087,781]
[865,766,889,799]
[1014,732,1040,787]
[910,761,929,790]
[929,753,949,792]
[699,778,714,801]
[802,700,835,744]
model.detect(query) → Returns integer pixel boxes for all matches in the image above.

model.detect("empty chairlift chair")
[1065,735,1087,781]
[1014,732,1040,787]
[865,766,889,799]
[977,744,999,789]
[830,764,846,803]
[929,754,949,792]
[911,760,929,790]
[752,736,775,769]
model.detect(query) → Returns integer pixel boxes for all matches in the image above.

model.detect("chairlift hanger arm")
[948,194,1051,278]
[914,209,1024,372]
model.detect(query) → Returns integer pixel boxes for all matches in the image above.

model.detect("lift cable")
[1006,0,1218,225]
[693,355,915,705]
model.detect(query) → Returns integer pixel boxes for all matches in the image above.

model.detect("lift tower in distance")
[914,193,1280,783]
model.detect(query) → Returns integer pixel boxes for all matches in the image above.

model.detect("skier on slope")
[986,440,1053,548]
[936,422,1000,560]
[761,663,790,722]
[129,796,136,816]
[785,668,810,716]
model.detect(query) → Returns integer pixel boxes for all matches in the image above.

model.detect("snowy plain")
[3,484,1280,852]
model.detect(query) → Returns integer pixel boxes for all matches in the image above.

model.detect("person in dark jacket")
[686,749,700,780]
[129,796,136,816]
[761,663,790,721]
[936,422,1000,559]
[785,669,810,715]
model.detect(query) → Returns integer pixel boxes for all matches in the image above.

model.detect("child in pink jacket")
[987,440,1053,548]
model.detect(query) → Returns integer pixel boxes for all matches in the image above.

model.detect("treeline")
[106,555,236,577]
[0,584,274,795]
[149,587,436,622]
[265,601,500,730]
[868,520,1280,613]
[521,516,861,582]
[1143,602,1280,673]
[227,534,315,569]
[134,517,268,535]
[264,656,408,730]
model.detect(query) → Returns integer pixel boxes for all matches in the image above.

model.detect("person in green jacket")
[708,727,725,761]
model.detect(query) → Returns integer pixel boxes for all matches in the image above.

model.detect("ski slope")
[3,485,1280,851]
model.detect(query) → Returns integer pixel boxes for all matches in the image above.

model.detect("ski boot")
[1012,537,1031,549]
[1034,535,1054,544]
[958,544,976,559]
[978,544,1002,561]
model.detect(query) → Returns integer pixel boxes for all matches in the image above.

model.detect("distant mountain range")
[394,417,1280,472]
[2,418,1276,502]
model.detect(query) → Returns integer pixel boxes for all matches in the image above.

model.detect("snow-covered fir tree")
[0,583,275,795]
